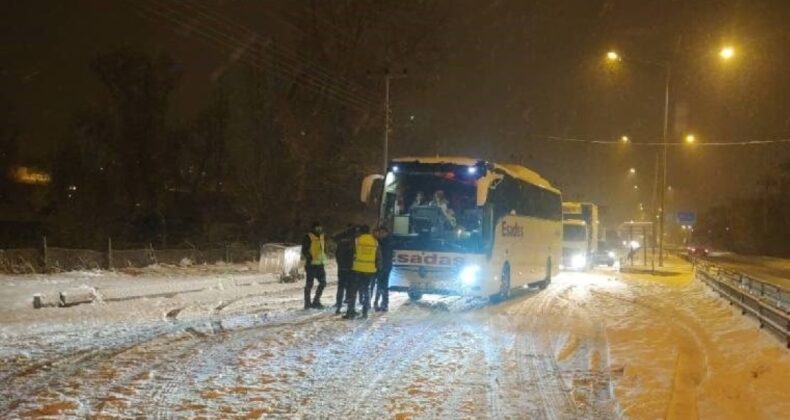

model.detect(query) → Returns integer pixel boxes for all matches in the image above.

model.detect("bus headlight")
[571,254,587,269]
[460,265,481,285]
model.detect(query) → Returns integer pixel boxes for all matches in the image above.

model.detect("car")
[593,248,617,267]
[687,246,709,258]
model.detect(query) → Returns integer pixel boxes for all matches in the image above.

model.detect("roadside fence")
[0,237,257,273]
[694,259,789,348]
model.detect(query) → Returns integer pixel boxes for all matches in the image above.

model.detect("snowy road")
[1,259,788,419]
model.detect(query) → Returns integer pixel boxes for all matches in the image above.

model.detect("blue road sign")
[676,211,696,225]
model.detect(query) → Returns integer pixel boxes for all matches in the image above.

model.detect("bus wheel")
[408,291,423,302]
[538,258,552,290]
[492,263,511,303]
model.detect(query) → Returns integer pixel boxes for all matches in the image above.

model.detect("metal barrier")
[695,260,789,348]
[259,243,303,283]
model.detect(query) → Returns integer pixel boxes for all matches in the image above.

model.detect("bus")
[360,157,563,301]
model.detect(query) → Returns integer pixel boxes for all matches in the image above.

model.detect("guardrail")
[694,260,789,348]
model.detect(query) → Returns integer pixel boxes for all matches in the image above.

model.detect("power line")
[133,0,376,111]
[533,134,790,147]
[142,0,375,109]
[179,0,379,105]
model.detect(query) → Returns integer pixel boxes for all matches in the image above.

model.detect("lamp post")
[607,51,671,266]
[606,46,734,266]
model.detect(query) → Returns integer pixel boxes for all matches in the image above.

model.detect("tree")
[51,47,183,246]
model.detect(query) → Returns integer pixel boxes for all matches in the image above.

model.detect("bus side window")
[482,204,494,251]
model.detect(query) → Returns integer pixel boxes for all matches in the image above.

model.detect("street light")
[629,167,636,174]
[621,135,629,143]
[719,46,735,60]
[607,51,621,61]
[685,134,696,144]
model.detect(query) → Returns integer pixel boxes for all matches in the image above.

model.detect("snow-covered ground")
[0,257,787,418]
[706,253,790,290]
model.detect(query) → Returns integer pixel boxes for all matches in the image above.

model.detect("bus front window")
[381,171,484,252]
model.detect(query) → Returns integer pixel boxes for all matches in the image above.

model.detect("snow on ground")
[706,253,790,290]
[0,257,787,419]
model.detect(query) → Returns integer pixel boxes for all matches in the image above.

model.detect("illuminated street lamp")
[685,134,696,144]
[621,135,629,143]
[719,46,735,60]
[629,167,636,174]
[607,51,621,61]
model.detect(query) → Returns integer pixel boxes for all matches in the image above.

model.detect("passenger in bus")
[393,193,405,215]
[409,191,426,213]
[429,190,449,211]
[430,190,456,228]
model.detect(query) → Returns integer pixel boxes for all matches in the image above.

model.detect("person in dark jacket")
[331,224,357,314]
[374,226,393,312]
[301,221,327,309]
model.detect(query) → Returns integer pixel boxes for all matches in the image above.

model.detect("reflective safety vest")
[308,233,326,266]
[352,234,378,273]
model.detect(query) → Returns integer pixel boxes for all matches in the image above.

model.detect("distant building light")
[10,166,51,185]
[68,185,78,191]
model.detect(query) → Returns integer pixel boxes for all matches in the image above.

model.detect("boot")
[335,307,342,315]
[312,301,325,309]
[314,283,325,306]
[343,311,357,320]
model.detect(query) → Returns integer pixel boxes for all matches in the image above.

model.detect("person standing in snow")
[301,221,327,309]
[331,224,357,315]
[345,224,381,319]
[373,226,393,312]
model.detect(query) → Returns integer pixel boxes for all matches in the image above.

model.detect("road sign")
[676,211,696,225]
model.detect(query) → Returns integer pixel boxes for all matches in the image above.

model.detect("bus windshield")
[563,224,587,241]
[381,170,485,253]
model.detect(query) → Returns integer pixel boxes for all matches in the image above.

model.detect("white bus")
[360,157,562,301]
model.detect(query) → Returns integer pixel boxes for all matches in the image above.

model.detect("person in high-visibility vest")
[345,225,381,319]
[301,221,327,309]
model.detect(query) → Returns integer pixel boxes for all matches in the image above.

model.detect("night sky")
[2,0,789,224]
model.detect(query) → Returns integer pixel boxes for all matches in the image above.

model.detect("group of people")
[301,221,393,320]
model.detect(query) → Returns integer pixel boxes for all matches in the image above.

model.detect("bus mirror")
[360,174,384,205]
[477,173,502,206]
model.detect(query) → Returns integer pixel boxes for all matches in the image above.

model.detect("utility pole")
[656,62,671,267]
[371,69,407,173]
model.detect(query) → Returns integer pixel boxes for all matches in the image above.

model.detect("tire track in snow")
[144,309,333,418]
[505,280,609,418]
[589,288,710,419]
